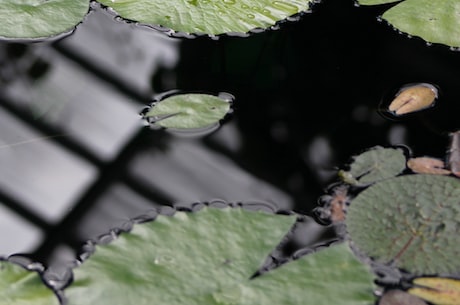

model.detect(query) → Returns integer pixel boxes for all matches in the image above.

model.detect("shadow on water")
[0,0,460,264]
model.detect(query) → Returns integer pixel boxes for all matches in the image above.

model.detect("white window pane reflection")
[0,204,42,255]
[0,109,96,223]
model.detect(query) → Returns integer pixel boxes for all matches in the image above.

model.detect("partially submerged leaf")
[388,83,437,116]
[0,258,59,305]
[407,157,451,175]
[64,207,376,305]
[338,146,407,186]
[143,93,231,129]
[97,0,314,36]
[409,277,460,305]
[0,0,89,40]
[346,174,460,275]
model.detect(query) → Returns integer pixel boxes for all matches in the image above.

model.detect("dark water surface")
[1,0,460,265]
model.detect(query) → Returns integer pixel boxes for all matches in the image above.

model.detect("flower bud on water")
[388,83,438,115]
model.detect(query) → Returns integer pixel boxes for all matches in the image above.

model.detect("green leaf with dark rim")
[97,0,314,36]
[64,207,376,305]
[357,0,460,48]
[0,259,59,305]
[0,0,89,40]
[143,93,231,129]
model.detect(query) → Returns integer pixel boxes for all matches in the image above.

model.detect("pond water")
[1,0,460,266]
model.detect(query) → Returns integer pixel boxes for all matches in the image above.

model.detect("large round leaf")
[346,174,460,275]
[143,93,231,129]
[64,207,376,305]
[0,258,59,305]
[0,0,90,40]
[357,0,460,48]
[97,0,314,36]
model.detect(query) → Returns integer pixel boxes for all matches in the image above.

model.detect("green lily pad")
[143,93,231,129]
[357,0,460,48]
[97,0,314,36]
[346,174,460,275]
[339,146,407,186]
[0,258,59,305]
[64,207,376,305]
[0,0,90,40]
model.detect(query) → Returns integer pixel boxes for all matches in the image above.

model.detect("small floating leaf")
[338,146,406,186]
[0,258,59,305]
[357,0,460,48]
[0,0,89,40]
[64,207,376,305]
[97,0,314,36]
[409,277,460,305]
[388,84,437,116]
[143,93,231,129]
[407,157,451,175]
[346,174,460,275]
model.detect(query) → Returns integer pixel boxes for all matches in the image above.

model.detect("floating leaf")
[346,174,460,275]
[64,207,376,305]
[409,277,460,305]
[143,93,231,129]
[97,0,314,36]
[0,258,59,305]
[338,146,407,186]
[0,0,89,40]
[357,0,460,48]
[388,83,438,116]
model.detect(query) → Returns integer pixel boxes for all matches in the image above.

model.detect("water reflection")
[0,0,460,267]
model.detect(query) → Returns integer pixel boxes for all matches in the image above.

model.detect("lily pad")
[0,0,90,40]
[143,93,231,129]
[64,207,376,305]
[357,0,460,48]
[97,0,314,36]
[338,146,407,186]
[346,174,460,275]
[0,257,59,305]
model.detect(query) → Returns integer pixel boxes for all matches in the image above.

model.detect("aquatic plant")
[1,1,460,305]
